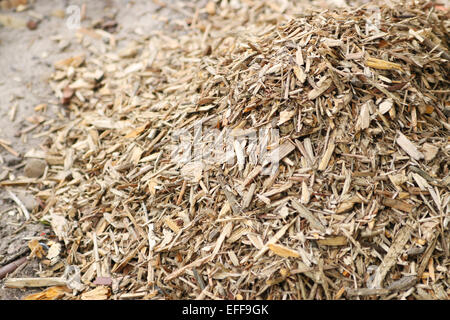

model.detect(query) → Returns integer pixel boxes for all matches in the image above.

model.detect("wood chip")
[396,131,424,161]
[291,199,325,232]
[370,223,414,288]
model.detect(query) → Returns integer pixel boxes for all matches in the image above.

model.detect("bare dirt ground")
[0,0,184,299]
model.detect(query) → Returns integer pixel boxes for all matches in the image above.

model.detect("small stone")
[62,86,74,105]
[93,276,112,286]
[26,20,38,30]
[24,158,46,178]
[16,190,38,211]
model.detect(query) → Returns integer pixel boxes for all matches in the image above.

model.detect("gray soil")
[0,0,181,299]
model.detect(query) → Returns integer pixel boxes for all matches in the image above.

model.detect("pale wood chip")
[396,131,424,160]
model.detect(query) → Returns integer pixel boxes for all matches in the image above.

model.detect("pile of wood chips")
[12,0,450,299]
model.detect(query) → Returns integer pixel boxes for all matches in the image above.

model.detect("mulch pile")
[4,0,449,299]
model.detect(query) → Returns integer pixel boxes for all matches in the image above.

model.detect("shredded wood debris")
[6,0,449,300]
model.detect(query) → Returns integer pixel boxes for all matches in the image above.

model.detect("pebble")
[26,20,39,30]
[16,190,38,211]
[24,158,46,178]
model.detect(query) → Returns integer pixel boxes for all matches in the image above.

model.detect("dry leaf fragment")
[412,172,430,191]
[181,161,203,182]
[291,199,325,232]
[388,174,408,189]
[247,233,264,250]
[147,178,159,195]
[48,213,68,241]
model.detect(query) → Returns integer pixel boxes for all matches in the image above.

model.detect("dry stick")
[291,199,325,232]
[211,222,233,258]
[165,254,213,281]
[92,232,101,278]
[0,257,27,280]
[387,276,417,291]
[111,241,146,273]
[0,140,19,157]
[123,203,147,240]
[254,217,298,260]
[346,288,390,297]
[166,222,232,282]
[7,190,30,220]
[217,173,242,214]
[242,165,262,187]
[5,277,67,288]
[370,222,414,288]
[341,229,369,259]
[0,179,40,186]
[176,180,188,205]
[416,233,439,279]
[8,258,29,280]
[319,259,331,300]
[142,202,155,287]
